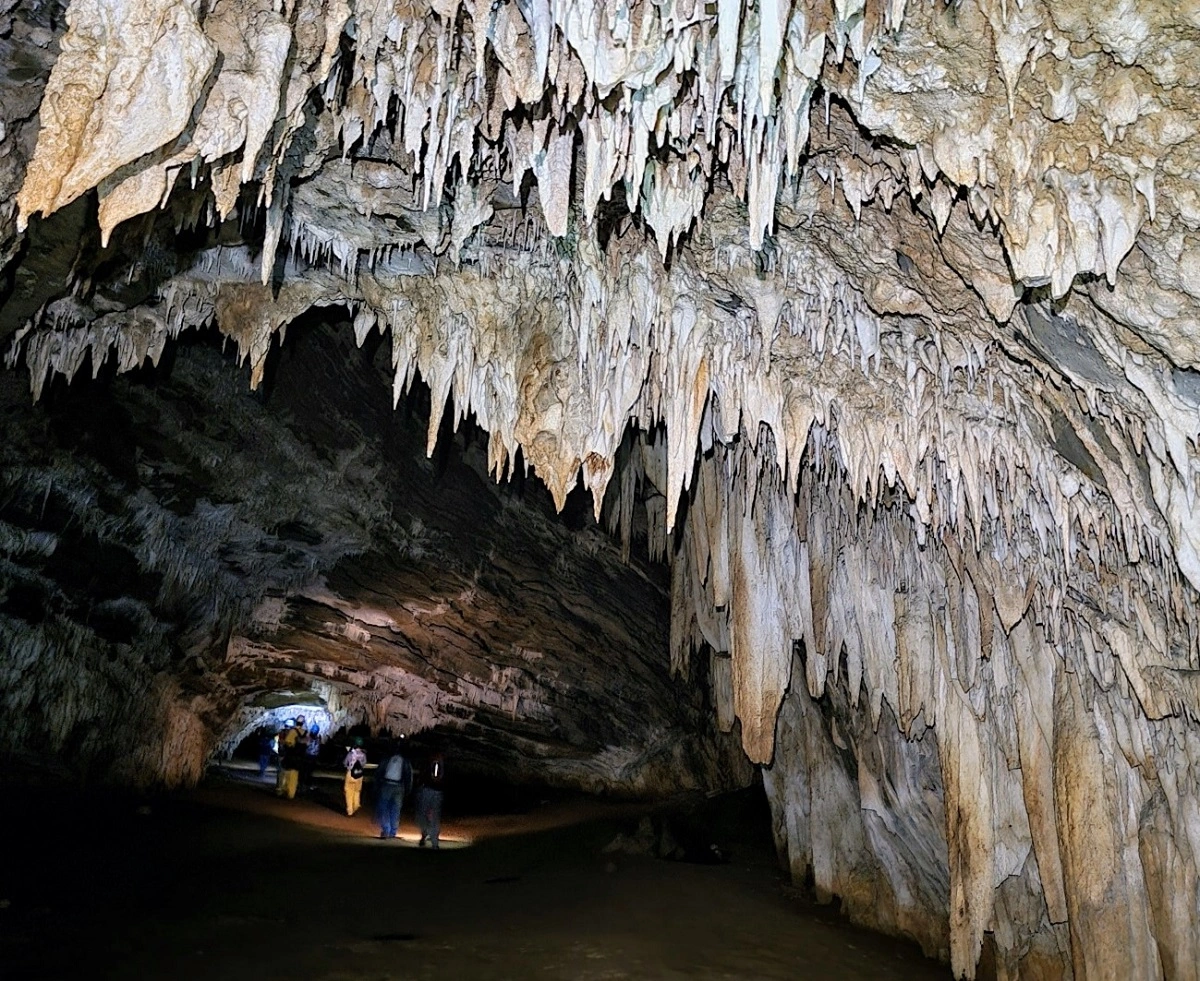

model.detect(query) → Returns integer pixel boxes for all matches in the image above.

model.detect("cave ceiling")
[3,0,1200,977]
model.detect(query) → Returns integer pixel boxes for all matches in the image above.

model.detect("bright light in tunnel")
[249,703,334,738]
[217,696,336,761]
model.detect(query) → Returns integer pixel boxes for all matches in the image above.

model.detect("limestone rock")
[3,0,1200,976]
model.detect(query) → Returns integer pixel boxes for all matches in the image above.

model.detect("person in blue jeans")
[416,752,446,848]
[257,729,275,779]
[375,743,412,839]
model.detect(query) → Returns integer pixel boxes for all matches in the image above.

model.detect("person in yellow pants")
[281,765,300,799]
[343,736,367,816]
[276,716,306,800]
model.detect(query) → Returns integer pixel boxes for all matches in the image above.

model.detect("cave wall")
[666,434,1200,978]
[756,596,1200,980]
[763,656,953,963]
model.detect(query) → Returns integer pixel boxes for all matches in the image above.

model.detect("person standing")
[343,737,367,817]
[375,742,412,839]
[274,721,293,795]
[257,728,275,779]
[415,751,446,849]
[301,723,322,793]
[277,715,307,800]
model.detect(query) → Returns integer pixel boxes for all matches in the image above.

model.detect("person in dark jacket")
[257,728,275,779]
[375,742,412,839]
[301,723,321,793]
[415,752,446,848]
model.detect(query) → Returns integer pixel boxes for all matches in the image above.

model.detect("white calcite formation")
[5,0,1200,977]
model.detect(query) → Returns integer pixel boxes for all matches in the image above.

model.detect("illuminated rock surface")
[2,0,1200,976]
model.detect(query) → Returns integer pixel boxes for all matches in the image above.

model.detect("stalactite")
[4,0,1200,976]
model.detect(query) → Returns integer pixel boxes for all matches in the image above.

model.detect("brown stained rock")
[1053,670,1162,980]
[16,0,216,228]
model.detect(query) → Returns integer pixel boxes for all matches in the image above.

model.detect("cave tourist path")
[4,775,948,980]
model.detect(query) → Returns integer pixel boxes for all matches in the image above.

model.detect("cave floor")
[3,774,949,980]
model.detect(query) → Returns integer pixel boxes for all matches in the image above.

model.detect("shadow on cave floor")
[1,777,950,980]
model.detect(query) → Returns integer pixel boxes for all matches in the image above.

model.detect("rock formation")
[2,0,1199,976]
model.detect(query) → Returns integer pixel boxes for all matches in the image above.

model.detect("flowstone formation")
[2,0,1200,977]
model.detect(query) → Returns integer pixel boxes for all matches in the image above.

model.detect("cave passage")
[6,0,1200,974]
[0,318,949,979]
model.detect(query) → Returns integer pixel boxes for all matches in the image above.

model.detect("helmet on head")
[310,724,319,735]
[284,718,296,728]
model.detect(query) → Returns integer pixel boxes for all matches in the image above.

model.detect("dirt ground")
[1,770,951,980]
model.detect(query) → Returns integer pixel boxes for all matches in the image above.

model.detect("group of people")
[256,722,445,846]
[347,739,446,848]
[258,715,322,800]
